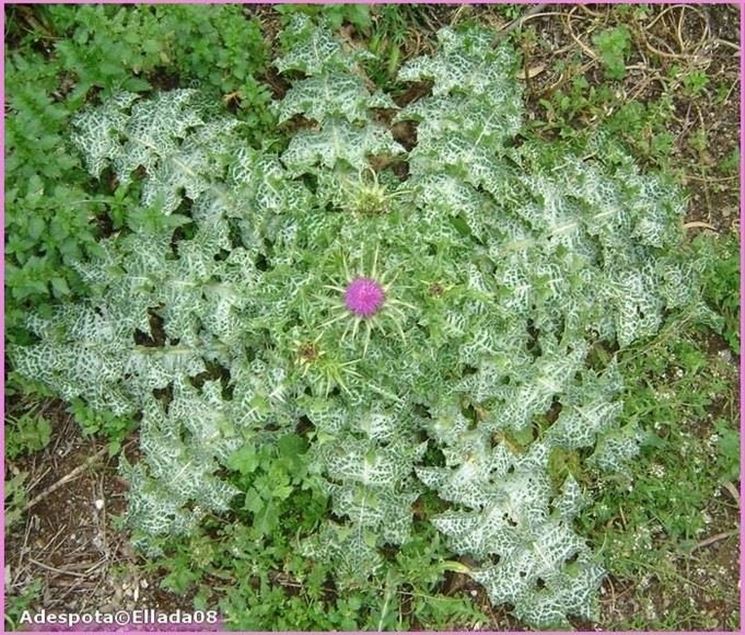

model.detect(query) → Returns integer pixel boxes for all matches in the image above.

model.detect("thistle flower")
[344,277,385,317]
[321,247,415,356]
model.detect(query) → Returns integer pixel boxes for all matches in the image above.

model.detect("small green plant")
[5,410,52,460]
[494,4,524,22]
[681,69,709,97]
[3,579,43,631]
[714,417,739,483]
[695,233,740,353]
[4,471,30,529]
[9,15,727,630]
[719,148,739,174]
[593,25,632,80]
[69,398,135,455]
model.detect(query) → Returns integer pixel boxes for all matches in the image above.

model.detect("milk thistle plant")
[323,246,415,357]
[12,16,713,628]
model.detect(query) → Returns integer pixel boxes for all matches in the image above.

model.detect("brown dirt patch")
[5,402,186,625]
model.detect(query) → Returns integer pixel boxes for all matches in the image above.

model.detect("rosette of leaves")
[11,17,710,627]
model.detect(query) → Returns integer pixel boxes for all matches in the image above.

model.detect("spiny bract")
[12,15,710,628]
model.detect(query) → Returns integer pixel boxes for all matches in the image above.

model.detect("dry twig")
[23,446,108,512]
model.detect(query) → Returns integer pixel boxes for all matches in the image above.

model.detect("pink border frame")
[0,1,742,633]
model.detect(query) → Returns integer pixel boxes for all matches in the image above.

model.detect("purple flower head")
[344,277,385,318]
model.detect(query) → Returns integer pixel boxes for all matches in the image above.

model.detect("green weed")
[695,233,740,353]
[593,26,632,80]
[4,471,30,530]
[3,580,43,630]
[5,409,52,460]
[580,320,739,630]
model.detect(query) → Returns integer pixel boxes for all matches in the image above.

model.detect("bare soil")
[5,404,188,621]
